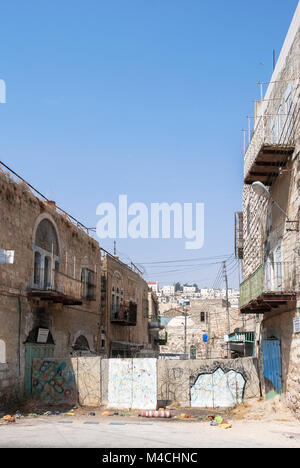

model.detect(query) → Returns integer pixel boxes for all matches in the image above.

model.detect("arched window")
[33,217,60,290]
[35,219,59,255]
[0,340,6,363]
[190,344,197,360]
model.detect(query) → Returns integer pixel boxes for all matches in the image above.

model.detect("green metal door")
[24,343,54,396]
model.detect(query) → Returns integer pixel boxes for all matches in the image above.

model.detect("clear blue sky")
[0,0,298,288]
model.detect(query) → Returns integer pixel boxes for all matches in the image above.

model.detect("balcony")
[228,332,254,343]
[28,269,83,305]
[228,332,254,357]
[148,317,165,331]
[110,301,137,326]
[239,262,297,314]
[244,116,295,186]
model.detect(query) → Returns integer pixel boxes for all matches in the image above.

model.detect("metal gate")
[24,343,54,396]
[262,339,282,396]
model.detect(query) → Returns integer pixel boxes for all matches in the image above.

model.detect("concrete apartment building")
[0,167,102,407]
[147,281,159,294]
[161,285,175,296]
[159,299,245,360]
[100,253,160,358]
[238,4,300,417]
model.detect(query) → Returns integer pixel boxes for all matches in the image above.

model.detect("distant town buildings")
[159,299,246,360]
[148,282,240,309]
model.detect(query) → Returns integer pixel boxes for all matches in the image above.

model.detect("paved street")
[1,417,300,448]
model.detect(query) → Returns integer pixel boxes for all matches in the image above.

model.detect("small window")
[200,312,205,322]
[190,345,197,360]
[81,268,96,300]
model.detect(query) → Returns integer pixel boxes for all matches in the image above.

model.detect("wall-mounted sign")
[0,250,14,264]
[37,328,49,344]
[293,317,300,334]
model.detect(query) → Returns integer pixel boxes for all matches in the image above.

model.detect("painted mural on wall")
[108,358,157,410]
[32,359,76,404]
[190,367,246,408]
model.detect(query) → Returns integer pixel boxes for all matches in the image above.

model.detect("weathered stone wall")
[260,307,300,418]
[157,357,260,408]
[241,22,300,417]
[0,169,102,408]
[160,299,244,359]
[101,255,152,357]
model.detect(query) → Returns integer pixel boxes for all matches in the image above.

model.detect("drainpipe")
[17,295,22,377]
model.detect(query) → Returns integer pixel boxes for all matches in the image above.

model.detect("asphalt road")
[1,417,300,448]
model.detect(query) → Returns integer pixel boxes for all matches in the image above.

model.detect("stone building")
[100,252,160,358]
[239,4,300,417]
[0,167,102,407]
[159,299,244,359]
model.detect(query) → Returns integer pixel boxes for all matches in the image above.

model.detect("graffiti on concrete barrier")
[190,367,246,408]
[32,359,76,404]
[108,358,157,410]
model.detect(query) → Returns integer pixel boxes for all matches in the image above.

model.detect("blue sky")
[0,0,298,288]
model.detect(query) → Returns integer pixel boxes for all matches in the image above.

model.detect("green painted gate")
[24,343,54,396]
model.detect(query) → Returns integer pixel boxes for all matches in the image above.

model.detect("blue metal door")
[262,339,282,395]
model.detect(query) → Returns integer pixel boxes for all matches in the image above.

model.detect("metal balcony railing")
[244,114,295,181]
[29,268,83,305]
[239,261,297,310]
[228,332,254,343]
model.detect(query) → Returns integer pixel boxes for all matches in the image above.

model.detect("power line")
[139,254,233,265]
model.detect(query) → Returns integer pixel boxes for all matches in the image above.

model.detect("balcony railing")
[228,332,254,343]
[240,261,297,313]
[110,301,137,326]
[244,114,295,185]
[29,269,83,305]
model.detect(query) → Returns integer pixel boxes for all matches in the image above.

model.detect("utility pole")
[223,261,230,358]
[183,306,187,359]
[206,309,211,359]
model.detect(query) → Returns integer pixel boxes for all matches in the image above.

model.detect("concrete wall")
[157,357,260,408]
[102,357,260,410]
[30,356,101,407]
[32,358,76,405]
[107,358,157,410]
[71,356,101,407]
[19,356,261,409]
